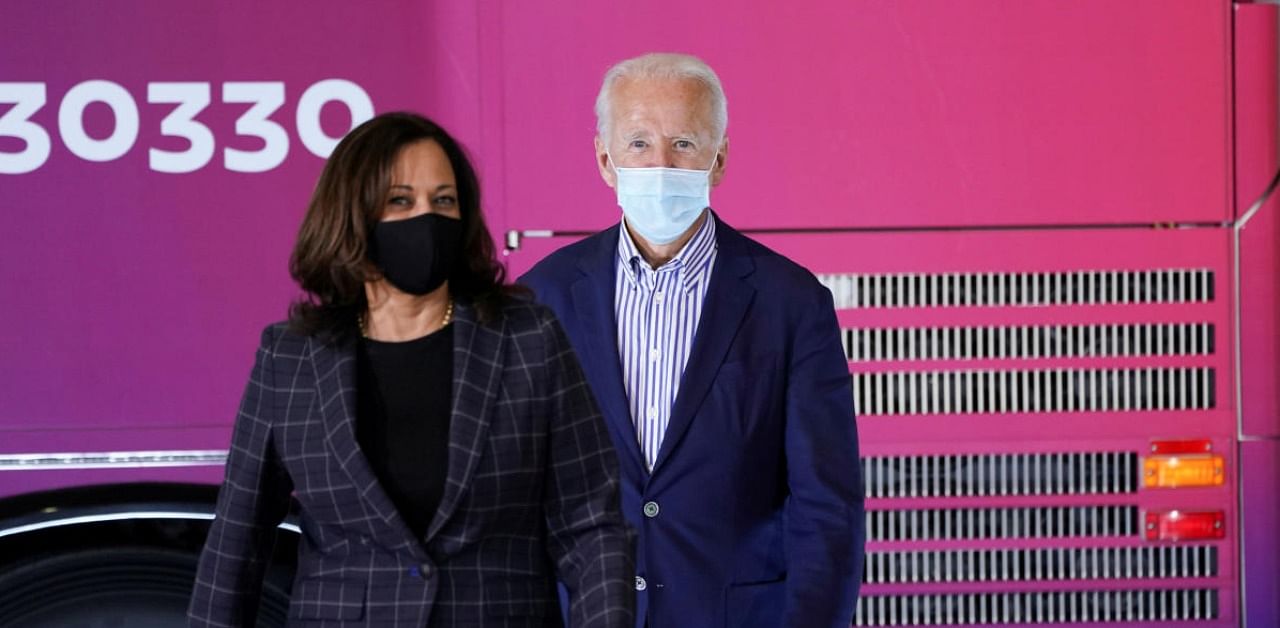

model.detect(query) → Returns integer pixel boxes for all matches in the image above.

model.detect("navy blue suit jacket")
[520,216,863,628]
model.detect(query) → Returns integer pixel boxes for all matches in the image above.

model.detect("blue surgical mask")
[609,153,716,245]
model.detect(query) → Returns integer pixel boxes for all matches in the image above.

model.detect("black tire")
[0,546,291,627]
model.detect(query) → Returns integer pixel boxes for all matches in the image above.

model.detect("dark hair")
[287,111,522,339]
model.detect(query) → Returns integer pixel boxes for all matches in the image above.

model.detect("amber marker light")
[1143,439,1224,489]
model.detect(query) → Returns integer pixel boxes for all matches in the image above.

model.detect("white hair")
[594,52,728,143]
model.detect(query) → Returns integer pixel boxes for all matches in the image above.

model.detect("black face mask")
[368,213,463,295]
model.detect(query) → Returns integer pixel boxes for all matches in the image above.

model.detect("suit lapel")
[425,301,502,540]
[571,227,648,478]
[652,220,756,471]
[309,334,426,557]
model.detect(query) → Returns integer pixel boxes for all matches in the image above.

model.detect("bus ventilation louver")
[867,505,1138,541]
[863,452,1138,498]
[818,268,1214,309]
[853,367,1215,415]
[853,588,1217,625]
[863,545,1217,584]
[846,323,1214,362]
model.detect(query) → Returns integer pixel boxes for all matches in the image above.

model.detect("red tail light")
[1150,439,1213,455]
[1144,510,1225,542]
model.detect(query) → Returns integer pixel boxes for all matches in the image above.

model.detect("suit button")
[643,501,660,518]
[635,576,647,591]
[410,563,433,580]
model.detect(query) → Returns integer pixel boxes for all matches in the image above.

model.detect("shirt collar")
[616,211,718,292]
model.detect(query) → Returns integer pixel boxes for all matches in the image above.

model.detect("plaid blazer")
[188,300,634,627]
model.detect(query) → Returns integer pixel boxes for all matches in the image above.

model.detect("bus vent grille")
[853,367,1215,415]
[867,505,1138,541]
[853,588,1217,625]
[863,545,1217,584]
[845,323,1214,362]
[863,452,1138,498]
[818,268,1214,309]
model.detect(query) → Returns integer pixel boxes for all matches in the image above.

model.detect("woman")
[188,112,634,627]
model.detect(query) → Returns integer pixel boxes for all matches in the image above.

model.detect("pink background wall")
[1,1,434,441]
[0,1,1273,626]
[0,0,1241,437]
[489,0,1231,235]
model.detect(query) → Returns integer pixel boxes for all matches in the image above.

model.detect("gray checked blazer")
[187,299,634,627]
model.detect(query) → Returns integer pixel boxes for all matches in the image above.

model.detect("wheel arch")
[0,482,300,570]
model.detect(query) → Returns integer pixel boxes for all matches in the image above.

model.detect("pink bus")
[1,2,1276,626]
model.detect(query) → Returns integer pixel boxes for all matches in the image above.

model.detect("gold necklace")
[360,297,454,339]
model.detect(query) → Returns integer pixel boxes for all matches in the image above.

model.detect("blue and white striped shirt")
[615,213,718,470]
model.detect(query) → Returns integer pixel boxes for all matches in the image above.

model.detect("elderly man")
[520,52,863,628]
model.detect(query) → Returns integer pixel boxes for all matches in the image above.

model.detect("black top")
[356,325,453,539]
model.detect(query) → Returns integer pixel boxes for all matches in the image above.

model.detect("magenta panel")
[1235,4,1280,440]
[1233,5,1280,626]
[491,0,1231,233]
[0,2,1264,625]
[1240,441,1280,627]
[0,426,231,456]
[0,0,463,433]
[795,228,1235,626]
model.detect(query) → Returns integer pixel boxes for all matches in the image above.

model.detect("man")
[520,53,863,628]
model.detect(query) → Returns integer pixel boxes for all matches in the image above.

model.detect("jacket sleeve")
[538,311,636,628]
[782,282,864,628]
[188,326,294,627]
